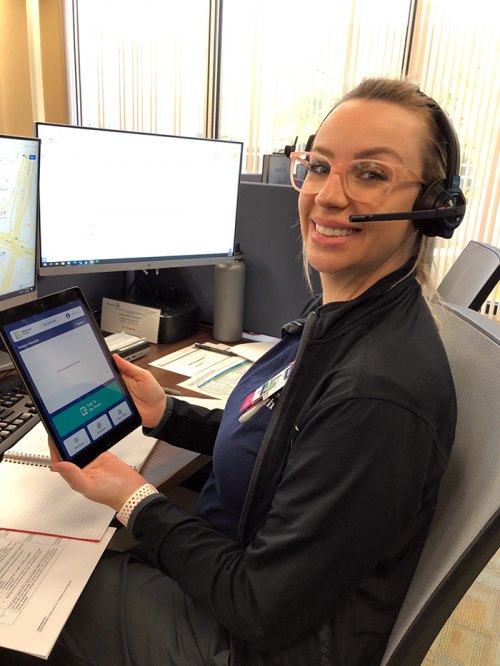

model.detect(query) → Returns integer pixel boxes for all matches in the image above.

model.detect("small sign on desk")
[101,298,161,343]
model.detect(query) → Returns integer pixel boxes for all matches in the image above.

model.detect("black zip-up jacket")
[131,264,456,665]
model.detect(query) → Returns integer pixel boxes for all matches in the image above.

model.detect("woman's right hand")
[113,354,167,428]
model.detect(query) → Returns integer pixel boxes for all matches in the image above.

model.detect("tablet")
[0,287,142,467]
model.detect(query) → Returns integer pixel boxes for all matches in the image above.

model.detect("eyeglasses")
[289,151,425,205]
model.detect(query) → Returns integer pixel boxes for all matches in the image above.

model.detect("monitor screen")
[0,134,40,369]
[36,123,243,276]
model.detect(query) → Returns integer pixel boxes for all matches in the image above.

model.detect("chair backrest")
[437,241,500,310]
[381,302,500,666]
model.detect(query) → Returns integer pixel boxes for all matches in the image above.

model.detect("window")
[219,0,412,172]
[71,0,210,137]
[408,0,499,296]
[65,0,499,318]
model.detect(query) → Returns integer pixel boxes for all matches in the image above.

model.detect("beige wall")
[0,0,68,137]
[0,0,34,135]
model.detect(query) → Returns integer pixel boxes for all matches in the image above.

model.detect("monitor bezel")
[35,123,243,277]
[0,133,40,370]
[0,133,40,307]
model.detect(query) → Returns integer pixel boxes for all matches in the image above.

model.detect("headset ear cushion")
[414,179,446,212]
[413,180,466,238]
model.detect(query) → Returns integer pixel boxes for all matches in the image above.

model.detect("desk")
[133,327,215,493]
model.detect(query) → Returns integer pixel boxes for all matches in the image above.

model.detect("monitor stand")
[0,351,14,372]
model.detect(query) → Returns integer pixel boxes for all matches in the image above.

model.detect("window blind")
[67,0,500,319]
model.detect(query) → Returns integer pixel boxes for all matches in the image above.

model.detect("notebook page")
[109,427,157,470]
[4,423,157,471]
[2,422,50,465]
[0,462,114,541]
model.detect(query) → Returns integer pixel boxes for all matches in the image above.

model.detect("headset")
[349,94,467,238]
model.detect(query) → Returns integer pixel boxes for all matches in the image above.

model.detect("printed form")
[0,528,114,659]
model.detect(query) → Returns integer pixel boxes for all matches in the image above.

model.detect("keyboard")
[0,374,40,457]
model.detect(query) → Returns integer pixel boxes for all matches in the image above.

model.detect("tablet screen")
[0,288,141,466]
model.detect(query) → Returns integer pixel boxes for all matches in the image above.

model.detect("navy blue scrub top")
[195,331,301,540]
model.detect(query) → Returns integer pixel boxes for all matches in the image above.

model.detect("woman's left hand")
[48,439,147,512]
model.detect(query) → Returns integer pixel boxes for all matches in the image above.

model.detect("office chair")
[437,240,500,310]
[381,302,500,666]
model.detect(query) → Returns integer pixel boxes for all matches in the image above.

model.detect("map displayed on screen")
[0,137,39,301]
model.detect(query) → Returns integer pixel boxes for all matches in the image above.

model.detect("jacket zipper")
[236,310,319,543]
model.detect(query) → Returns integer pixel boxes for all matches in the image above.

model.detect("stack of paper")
[0,528,115,658]
[149,340,277,404]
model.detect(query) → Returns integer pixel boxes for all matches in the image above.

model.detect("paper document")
[175,394,226,410]
[104,331,146,351]
[149,339,277,402]
[231,341,276,362]
[150,340,276,376]
[150,343,235,377]
[0,527,114,659]
[179,357,252,399]
[0,424,157,541]
[105,331,143,348]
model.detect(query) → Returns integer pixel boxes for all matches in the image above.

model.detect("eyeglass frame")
[288,151,426,205]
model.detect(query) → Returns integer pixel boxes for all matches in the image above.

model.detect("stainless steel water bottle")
[213,247,246,342]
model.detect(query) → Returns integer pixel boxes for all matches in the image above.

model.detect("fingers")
[50,460,91,495]
[48,437,62,465]
[50,451,148,510]
[113,354,144,378]
[113,353,161,390]
[112,353,132,371]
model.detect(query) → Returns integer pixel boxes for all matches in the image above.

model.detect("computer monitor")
[35,123,243,276]
[0,134,40,370]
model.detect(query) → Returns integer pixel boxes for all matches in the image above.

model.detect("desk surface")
[135,328,215,492]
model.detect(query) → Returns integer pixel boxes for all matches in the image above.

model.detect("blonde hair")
[302,77,448,301]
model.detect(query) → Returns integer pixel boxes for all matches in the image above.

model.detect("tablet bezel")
[0,286,143,468]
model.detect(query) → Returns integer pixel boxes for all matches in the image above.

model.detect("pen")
[163,386,182,396]
[194,343,238,357]
[238,399,266,423]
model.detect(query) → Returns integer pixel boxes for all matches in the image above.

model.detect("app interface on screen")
[5,300,134,459]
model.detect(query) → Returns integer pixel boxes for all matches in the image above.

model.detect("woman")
[3,78,461,665]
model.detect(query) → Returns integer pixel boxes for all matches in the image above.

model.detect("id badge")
[239,361,295,421]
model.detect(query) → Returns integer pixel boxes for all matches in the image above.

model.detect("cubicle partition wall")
[235,182,318,335]
[38,272,125,313]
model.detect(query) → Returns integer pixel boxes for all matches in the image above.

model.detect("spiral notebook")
[2,421,155,469]
[0,422,157,541]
